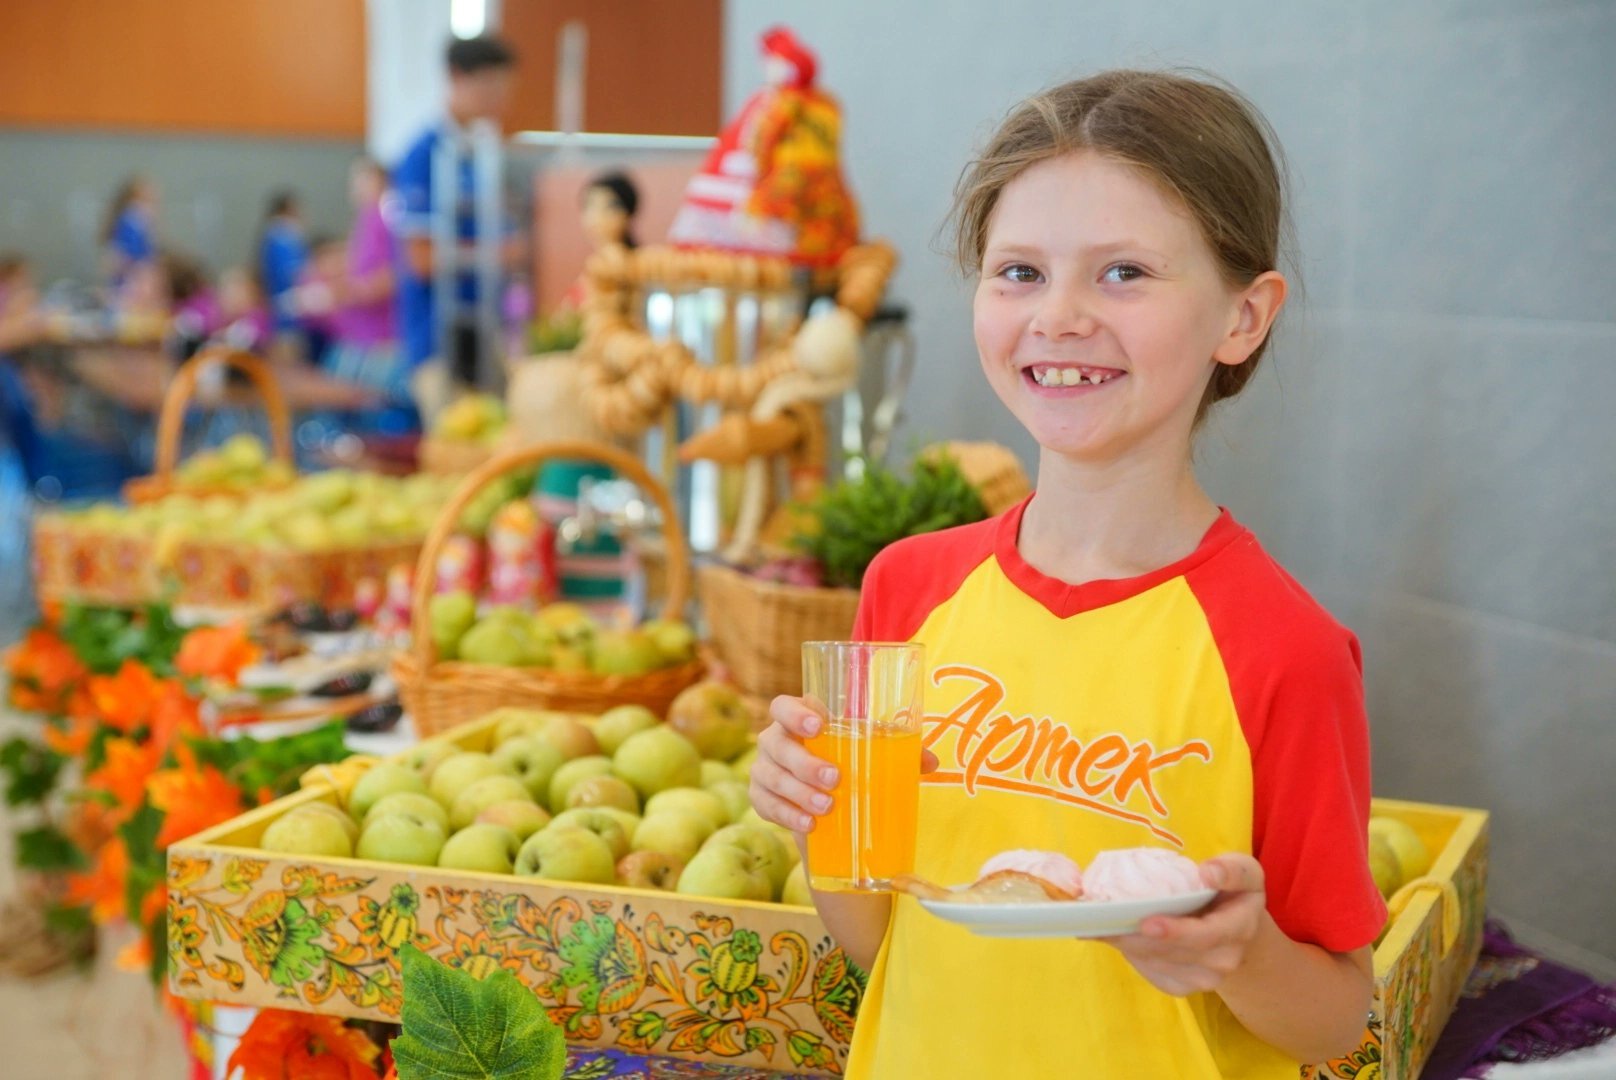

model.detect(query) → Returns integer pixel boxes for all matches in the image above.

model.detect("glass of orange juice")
[801,641,925,892]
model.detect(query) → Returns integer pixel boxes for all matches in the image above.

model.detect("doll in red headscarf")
[669,26,859,268]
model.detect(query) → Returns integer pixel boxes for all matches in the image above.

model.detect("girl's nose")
[1028,285,1099,340]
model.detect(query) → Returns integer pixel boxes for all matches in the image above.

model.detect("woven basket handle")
[151,347,294,479]
[409,439,692,670]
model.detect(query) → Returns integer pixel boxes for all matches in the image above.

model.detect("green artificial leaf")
[793,453,989,588]
[187,721,350,799]
[55,603,185,676]
[15,824,87,871]
[0,736,65,807]
[118,803,167,920]
[393,945,566,1080]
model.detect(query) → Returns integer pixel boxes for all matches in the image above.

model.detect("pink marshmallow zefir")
[1081,847,1205,902]
[975,850,1085,899]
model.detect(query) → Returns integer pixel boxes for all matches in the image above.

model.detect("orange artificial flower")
[175,624,260,685]
[44,712,96,757]
[88,659,163,733]
[84,738,161,824]
[5,628,86,713]
[227,1010,380,1080]
[64,837,129,924]
[149,745,244,848]
[147,681,205,757]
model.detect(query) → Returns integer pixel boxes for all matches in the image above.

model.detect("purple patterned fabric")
[1423,921,1616,1080]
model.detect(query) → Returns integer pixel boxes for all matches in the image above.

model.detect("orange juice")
[804,720,922,891]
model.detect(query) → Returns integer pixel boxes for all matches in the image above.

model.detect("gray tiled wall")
[726,0,1616,969]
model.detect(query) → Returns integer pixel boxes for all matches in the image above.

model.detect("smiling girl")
[749,70,1386,1077]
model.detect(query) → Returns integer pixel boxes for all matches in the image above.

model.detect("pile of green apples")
[429,596,698,678]
[171,433,295,491]
[258,681,812,906]
[61,469,463,554]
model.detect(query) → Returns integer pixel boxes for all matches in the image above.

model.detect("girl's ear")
[1213,270,1287,366]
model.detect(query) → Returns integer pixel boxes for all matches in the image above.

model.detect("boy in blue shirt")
[392,34,520,423]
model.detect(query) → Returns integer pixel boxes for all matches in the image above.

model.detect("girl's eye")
[1101,263,1146,284]
[1000,264,1041,284]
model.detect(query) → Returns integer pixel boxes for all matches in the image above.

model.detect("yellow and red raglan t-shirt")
[842,499,1387,1080]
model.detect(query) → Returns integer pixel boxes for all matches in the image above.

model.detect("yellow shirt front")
[840,503,1384,1079]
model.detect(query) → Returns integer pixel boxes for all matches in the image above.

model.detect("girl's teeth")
[1033,367,1114,387]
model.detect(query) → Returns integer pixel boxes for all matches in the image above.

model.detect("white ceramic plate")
[916,888,1217,939]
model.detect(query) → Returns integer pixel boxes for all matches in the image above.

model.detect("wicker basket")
[697,563,860,700]
[123,348,296,504]
[922,440,1031,516]
[393,440,705,737]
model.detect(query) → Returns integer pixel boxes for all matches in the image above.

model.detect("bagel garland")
[575,241,896,437]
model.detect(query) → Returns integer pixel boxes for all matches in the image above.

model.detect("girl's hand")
[1102,853,1268,996]
[749,695,838,835]
[749,694,939,835]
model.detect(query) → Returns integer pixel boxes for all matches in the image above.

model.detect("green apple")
[363,793,449,834]
[631,809,715,864]
[705,779,752,825]
[438,824,521,874]
[594,705,661,756]
[490,735,567,803]
[449,776,535,831]
[666,681,753,762]
[616,850,685,891]
[429,752,515,807]
[590,628,664,676]
[486,706,552,745]
[550,644,592,672]
[642,618,697,666]
[529,714,601,761]
[549,808,632,861]
[547,756,614,814]
[534,602,596,646]
[459,617,549,667]
[346,763,429,821]
[565,775,641,814]
[262,806,355,858]
[676,844,772,902]
[474,800,552,841]
[514,826,615,884]
[707,824,792,896]
[296,800,360,844]
[596,807,642,839]
[1368,833,1402,898]
[400,741,458,781]
[781,863,812,907]
[700,761,732,788]
[428,592,477,660]
[731,747,760,780]
[1369,817,1431,881]
[644,788,730,834]
[613,727,702,799]
[357,812,446,866]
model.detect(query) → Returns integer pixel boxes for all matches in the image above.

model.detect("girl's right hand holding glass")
[749,695,838,835]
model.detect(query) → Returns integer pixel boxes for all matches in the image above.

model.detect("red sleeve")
[851,517,1000,643]
[1189,548,1387,953]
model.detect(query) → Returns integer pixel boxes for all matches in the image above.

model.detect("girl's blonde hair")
[950,70,1291,417]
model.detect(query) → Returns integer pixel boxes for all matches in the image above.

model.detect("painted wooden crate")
[166,713,854,1076]
[1305,797,1489,1080]
[33,515,418,615]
